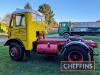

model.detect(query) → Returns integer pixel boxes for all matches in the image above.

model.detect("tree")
[0,23,4,32]
[2,14,11,24]
[96,20,100,22]
[0,23,1,30]
[24,2,32,9]
[38,3,55,25]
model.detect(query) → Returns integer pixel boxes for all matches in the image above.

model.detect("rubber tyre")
[63,33,70,38]
[64,46,89,61]
[9,43,24,61]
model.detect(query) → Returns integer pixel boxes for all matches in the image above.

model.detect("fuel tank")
[37,44,58,54]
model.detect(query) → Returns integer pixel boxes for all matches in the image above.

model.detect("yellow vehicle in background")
[0,22,8,33]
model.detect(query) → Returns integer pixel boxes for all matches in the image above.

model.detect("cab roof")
[12,9,44,16]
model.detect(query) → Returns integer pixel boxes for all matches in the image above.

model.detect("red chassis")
[36,36,97,61]
[37,37,97,53]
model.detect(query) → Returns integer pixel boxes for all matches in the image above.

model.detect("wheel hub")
[10,47,18,57]
[68,51,83,61]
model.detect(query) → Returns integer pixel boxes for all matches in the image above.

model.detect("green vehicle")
[58,22,100,37]
[58,22,71,37]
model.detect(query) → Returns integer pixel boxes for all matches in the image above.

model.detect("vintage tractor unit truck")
[4,9,98,61]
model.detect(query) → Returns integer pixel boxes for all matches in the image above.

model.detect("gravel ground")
[0,36,8,43]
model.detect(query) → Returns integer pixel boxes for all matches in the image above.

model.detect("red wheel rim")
[68,51,83,61]
[10,47,19,58]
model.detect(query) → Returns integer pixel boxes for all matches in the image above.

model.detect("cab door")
[9,14,27,41]
[14,14,27,41]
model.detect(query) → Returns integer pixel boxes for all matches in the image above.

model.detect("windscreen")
[60,22,68,28]
[32,13,45,22]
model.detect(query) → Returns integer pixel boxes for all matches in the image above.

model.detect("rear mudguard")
[59,41,91,55]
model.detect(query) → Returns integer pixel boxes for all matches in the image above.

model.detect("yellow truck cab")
[8,9,47,49]
[5,9,47,61]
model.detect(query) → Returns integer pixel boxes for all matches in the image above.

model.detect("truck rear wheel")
[9,43,24,61]
[64,46,89,61]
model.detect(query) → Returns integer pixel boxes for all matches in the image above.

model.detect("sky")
[0,0,100,22]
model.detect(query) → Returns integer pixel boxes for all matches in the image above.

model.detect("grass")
[48,31,58,35]
[0,36,100,75]
[83,36,100,42]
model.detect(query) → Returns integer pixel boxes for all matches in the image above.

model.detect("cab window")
[61,23,66,27]
[16,15,25,26]
[36,15,42,22]
[32,13,42,22]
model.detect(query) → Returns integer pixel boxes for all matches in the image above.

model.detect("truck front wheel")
[64,46,89,61]
[9,43,24,61]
